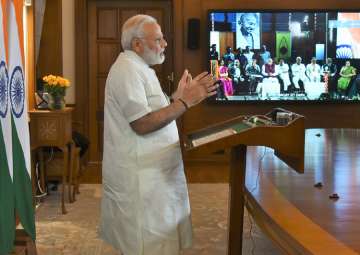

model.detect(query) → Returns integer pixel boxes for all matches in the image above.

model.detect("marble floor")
[34,184,281,255]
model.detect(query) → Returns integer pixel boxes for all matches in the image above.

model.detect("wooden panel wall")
[219,32,234,59]
[26,5,35,110]
[174,0,360,134]
[37,0,62,79]
[74,0,360,182]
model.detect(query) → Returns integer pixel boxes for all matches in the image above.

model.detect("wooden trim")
[87,1,100,161]
[26,4,36,110]
[58,0,63,75]
[75,0,176,132]
[74,0,89,134]
[36,0,63,78]
[75,0,176,161]
[80,161,102,183]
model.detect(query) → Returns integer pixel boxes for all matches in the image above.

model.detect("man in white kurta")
[305,57,321,82]
[276,59,291,90]
[291,57,308,90]
[99,15,217,255]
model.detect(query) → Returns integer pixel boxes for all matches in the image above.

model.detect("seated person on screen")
[262,58,278,78]
[351,74,360,99]
[321,57,337,95]
[261,58,283,93]
[245,58,262,94]
[276,58,291,92]
[229,59,245,94]
[235,47,248,75]
[218,59,234,96]
[291,56,308,93]
[227,59,234,72]
[337,60,357,96]
[234,47,243,62]
[306,57,321,82]
[223,46,235,66]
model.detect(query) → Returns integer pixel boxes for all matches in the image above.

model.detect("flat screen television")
[207,10,360,102]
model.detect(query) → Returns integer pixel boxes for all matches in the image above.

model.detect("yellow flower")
[58,78,66,87]
[64,79,70,87]
[42,74,70,89]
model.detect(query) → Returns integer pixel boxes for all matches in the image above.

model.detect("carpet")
[35,184,280,255]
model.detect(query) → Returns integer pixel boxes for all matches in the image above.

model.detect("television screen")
[208,10,360,102]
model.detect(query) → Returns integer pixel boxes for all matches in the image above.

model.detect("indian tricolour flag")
[0,0,15,254]
[8,0,35,243]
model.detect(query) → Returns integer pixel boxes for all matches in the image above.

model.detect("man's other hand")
[181,71,218,108]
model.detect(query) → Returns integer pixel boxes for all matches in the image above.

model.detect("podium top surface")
[185,108,303,149]
[184,108,305,173]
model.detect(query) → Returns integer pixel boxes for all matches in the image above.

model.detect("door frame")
[74,0,183,169]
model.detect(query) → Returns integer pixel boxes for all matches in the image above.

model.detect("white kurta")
[276,63,291,87]
[305,63,321,82]
[99,50,192,255]
[291,63,308,88]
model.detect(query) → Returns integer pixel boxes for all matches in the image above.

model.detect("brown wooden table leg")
[68,142,75,203]
[76,153,82,195]
[60,146,68,214]
[228,144,247,255]
[72,147,80,201]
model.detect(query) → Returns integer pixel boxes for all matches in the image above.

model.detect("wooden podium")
[183,108,305,255]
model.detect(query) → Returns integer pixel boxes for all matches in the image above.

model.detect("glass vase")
[48,94,65,110]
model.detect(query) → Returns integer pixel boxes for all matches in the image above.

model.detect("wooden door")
[87,0,174,168]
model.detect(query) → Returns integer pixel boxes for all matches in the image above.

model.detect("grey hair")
[121,15,157,50]
[239,13,258,24]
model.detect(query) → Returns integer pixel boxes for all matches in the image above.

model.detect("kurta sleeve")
[108,65,152,123]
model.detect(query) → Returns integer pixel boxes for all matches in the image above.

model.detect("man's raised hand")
[180,71,218,108]
[172,69,191,100]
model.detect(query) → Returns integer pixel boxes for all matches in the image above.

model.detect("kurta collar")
[123,50,149,67]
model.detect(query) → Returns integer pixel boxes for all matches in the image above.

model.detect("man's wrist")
[177,98,189,110]
[171,90,182,101]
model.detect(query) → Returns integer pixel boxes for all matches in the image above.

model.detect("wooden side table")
[29,107,75,214]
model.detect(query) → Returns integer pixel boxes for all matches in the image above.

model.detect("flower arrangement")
[42,74,70,97]
[42,75,70,109]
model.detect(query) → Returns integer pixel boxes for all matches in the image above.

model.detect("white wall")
[62,0,75,104]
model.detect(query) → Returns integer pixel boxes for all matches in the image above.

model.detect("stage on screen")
[208,10,360,102]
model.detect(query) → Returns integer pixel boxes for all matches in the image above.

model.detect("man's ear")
[131,38,143,53]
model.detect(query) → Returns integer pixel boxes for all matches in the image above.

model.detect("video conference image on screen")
[208,11,360,102]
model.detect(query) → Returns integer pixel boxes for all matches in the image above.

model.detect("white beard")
[142,44,165,66]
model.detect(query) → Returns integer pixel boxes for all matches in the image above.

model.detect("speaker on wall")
[187,18,200,50]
